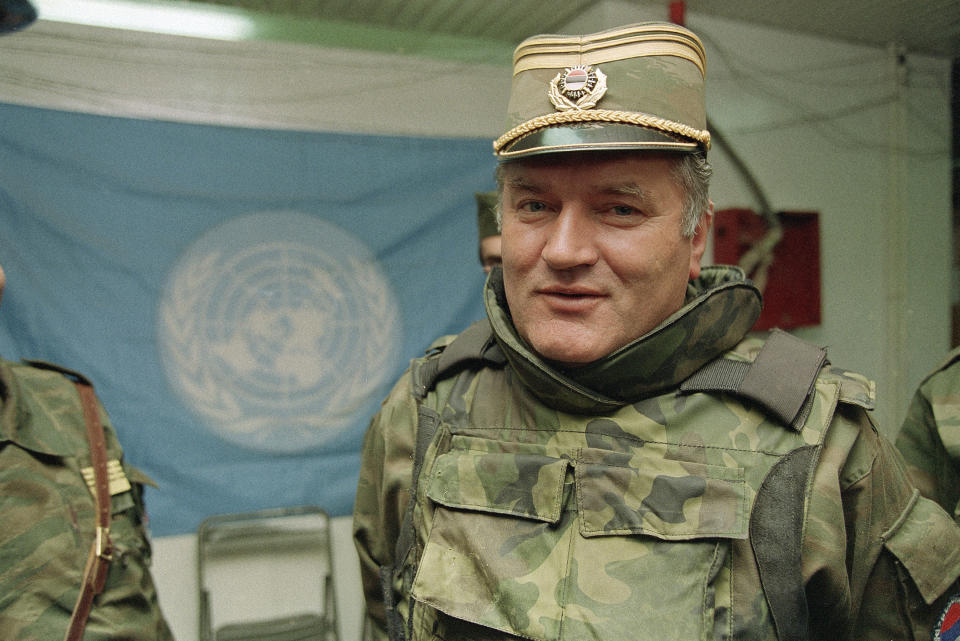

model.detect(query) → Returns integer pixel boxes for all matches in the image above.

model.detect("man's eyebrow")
[504,177,542,193]
[504,179,656,205]
[606,184,654,202]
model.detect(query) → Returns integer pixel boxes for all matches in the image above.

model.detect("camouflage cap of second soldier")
[493,22,710,159]
[475,191,499,240]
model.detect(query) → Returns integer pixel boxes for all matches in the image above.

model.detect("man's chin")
[525,332,610,367]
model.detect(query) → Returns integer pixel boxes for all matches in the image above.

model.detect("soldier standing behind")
[354,21,960,641]
[897,346,960,522]
[0,262,173,639]
[476,190,502,274]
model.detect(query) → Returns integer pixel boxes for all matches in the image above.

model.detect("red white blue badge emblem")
[935,595,960,641]
[548,64,607,111]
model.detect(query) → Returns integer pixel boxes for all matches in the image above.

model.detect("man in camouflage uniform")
[897,346,960,522]
[354,22,960,641]
[0,264,173,640]
[476,191,502,274]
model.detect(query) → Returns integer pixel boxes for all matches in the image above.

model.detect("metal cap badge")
[549,65,607,110]
[494,22,711,159]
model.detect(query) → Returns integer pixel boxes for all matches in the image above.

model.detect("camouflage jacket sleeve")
[353,366,420,641]
[895,350,960,519]
[0,359,173,641]
[802,401,960,640]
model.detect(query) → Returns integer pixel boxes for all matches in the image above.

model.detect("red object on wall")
[713,208,822,331]
[669,1,686,26]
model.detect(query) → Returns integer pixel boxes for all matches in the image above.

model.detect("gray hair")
[494,150,712,237]
[672,150,712,238]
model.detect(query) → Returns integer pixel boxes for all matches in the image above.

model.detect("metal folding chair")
[197,505,339,641]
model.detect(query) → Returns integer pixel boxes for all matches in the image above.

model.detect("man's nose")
[541,207,599,270]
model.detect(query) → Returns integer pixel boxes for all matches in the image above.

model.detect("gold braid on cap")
[493,109,711,153]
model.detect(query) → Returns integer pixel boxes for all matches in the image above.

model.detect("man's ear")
[688,201,714,280]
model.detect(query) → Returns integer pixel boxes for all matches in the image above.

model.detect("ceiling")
[176,0,959,60]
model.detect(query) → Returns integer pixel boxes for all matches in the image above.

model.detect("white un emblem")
[157,211,401,453]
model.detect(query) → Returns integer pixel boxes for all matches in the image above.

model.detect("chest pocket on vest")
[411,435,749,641]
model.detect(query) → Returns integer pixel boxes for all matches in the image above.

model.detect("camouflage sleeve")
[83,468,174,641]
[0,446,173,641]
[895,361,960,519]
[0,361,172,641]
[802,403,960,640]
[353,367,419,641]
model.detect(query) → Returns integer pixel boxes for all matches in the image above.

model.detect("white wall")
[686,12,952,433]
[151,516,362,641]
[0,20,510,137]
[0,5,952,640]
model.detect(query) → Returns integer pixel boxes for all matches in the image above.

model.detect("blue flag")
[0,102,495,535]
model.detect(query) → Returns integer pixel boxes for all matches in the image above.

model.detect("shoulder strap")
[750,446,816,641]
[413,319,504,400]
[684,332,823,641]
[682,331,824,641]
[382,320,505,641]
[680,329,827,430]
[21,358,93,385]
[397,319,502,564]
[64,380,113,641]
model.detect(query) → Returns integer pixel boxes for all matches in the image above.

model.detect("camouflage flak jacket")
[354,266,960,641]
[897,345,960,521]
[0,357,173,641]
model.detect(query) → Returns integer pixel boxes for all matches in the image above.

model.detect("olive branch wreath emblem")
[159,248,399,450]
[548,65,608,111]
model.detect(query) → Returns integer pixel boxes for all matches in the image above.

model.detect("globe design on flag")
[157,211,401,453]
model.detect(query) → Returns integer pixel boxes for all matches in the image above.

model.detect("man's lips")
[538,286,604,297]
[536,287,605,310]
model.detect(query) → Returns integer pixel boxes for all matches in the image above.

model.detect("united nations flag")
[0,102,493,535]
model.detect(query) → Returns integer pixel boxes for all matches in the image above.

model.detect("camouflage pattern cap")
[494,22,710,159]
[475,191,499,240]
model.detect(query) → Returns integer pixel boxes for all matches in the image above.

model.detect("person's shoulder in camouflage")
[0,356,174,640]
[896,345,960,520]
[802,358,960,639]
[705,316,960,639]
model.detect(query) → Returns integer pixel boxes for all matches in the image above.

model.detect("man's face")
[500,152,710,365]
[480,235,502,274]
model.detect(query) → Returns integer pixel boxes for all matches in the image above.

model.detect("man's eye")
[612,205,638,216]
[519,201,547,213]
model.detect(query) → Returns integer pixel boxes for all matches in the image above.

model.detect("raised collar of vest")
[484,265,761,414]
